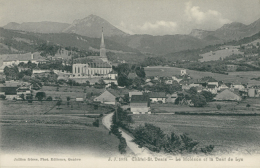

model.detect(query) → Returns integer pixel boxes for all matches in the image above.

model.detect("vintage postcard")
[0,0,260,167]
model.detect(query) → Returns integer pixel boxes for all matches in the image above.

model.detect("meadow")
[37,86,104,100]
[144,66,260,86]
[0,100,122,157]
[151,98,260,114]
[199,48,243,62]
[131,114,260,155]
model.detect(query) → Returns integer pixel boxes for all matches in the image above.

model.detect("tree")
[0,95,6,100]
[35,92,46,101]
[118,137,127,154]
[188,87,197,95]
[67,96,70,106]
[86,80,90,86]
[46,96,53,101]
[191,94,206,107]
[246,104,251,110]
[20,93,25,101]
[4,66,19,80]
[200,91,215,102]
[135,66,146,78]
[216,104,221,110]
[118,76,131,87]
[56,99,62,109]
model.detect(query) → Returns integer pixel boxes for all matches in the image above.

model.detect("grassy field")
[37,86,105,100]
[0,100,125,157]
[0,100,113,115]
[151,98,260,114]
[144,66,260,85]
[131,114,260,155]
[199,48,243,62]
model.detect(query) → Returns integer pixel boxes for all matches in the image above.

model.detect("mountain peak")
[219,22,247,30]
[64,14,128,38]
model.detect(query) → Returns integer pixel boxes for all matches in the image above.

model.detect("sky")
[0,0,260,35]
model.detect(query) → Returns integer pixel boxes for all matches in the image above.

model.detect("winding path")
[102,112,153,156]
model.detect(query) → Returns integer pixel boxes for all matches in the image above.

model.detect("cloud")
[185,1,230,28]
[118,20,178,35]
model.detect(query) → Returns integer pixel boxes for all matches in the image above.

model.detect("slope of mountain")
[189,29,214,39]
[62,14,128,38]
[0,28,139,55]
[108,34,211,55]
[3,21,70,33]
[2,15,260,56]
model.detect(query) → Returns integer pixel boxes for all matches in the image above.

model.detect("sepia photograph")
[0,0,259,167]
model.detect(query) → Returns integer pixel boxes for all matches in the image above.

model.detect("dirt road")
[102,113,153,156]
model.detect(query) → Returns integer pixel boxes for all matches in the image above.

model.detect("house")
[94,90,117,105]
[129,91,143,101]
[182,85,190,90]
[181,69,187,76]
[214,89,242,101]
[2,53,47,66]
[0,87,18,100]
[145,79,151,83]
[207,78,219,87]
[205,84,218,94]
[232,82,245,90]
[172,76,182,83]
[130,95,150,114]
[149,92,167,103]
[107,70,118,80]
[103,79,118,87]
[165,79,173,85]
[166,93,178,103]
[218,84,229,91]
[145,82,154,86]
[16,86,32,99]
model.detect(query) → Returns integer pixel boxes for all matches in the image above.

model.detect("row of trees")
[110,107,214,155]
[133,123,214,154]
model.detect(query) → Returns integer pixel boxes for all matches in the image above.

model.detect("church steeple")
[100,27,105,48]
[100,27,106,59]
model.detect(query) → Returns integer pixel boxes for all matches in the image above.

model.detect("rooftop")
[131,95,149,103]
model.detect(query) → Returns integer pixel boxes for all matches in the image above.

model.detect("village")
[1,62,260,115]
[0,18,260,160]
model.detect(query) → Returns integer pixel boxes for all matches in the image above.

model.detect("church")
[72,28,112,77]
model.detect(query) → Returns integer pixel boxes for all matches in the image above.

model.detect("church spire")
[100,27,105,48]
[100,27,107,59]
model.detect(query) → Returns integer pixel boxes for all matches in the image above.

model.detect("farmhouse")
[94,90,117,105]
[16,86,32,99]
[205,84,218,94]
[214,89,242,101]
[129,91,143,101]
[166,93,178,103]
[130,95,150,114]
[149,92,167,104]
[232,82,245,90]
[0,86,18,100]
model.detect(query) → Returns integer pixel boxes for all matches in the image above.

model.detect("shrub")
[92,118,99,127]
[216,104,221,110]
[118,137,127,154]
[46,96,53,101]
[0,95,6,100]
[201,145,214,154]
[94,104,98,110]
